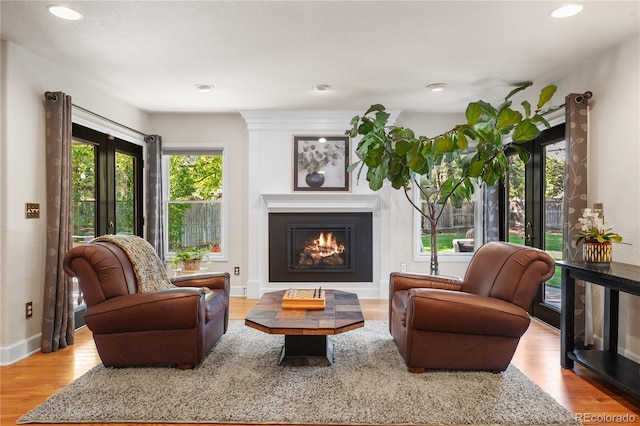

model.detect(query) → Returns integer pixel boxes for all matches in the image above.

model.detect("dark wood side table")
[558,260,640,401]
[245,289,365,366]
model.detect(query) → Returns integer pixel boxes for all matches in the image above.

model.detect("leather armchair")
[63,240,230,368]
[389,241,555,372]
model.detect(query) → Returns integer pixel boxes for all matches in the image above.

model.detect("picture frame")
[293,135,350,192]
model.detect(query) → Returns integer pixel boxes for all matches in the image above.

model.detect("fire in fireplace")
[288,225,353,272]
[269,212,372,283]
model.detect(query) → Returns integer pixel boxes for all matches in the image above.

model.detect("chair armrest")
[84,288,207,334]
[389,272,462,295]
[408,288,531,338]
[171,272,230,295]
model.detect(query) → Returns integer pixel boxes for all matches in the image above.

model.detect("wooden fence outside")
[180,202,222,248]
[421,199,564,234]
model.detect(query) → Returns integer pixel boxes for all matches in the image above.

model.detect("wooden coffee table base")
[279,335,334,366]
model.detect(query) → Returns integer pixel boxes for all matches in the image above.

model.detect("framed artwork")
[293,135,350,192]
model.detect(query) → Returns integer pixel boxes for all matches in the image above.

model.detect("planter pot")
[305,172,325,188]
[181,259,201,271]
[583,241,612,264]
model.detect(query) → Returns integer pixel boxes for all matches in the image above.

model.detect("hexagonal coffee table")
[244,289,364,366]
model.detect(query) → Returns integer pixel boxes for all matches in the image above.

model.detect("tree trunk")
[430,218,439,275]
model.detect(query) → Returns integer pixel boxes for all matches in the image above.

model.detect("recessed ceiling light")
[427,83,447,92]
[318,137,327,143]
[195,84,214,92]
[47,5,84,20]
[313,84,331,92]
[550,4,583,18]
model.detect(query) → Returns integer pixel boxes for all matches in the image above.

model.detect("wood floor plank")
[1,297,639,426]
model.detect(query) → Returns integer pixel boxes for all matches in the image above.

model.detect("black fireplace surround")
[269,212,373,282]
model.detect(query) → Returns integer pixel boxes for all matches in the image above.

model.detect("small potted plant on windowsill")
[172,246,209,271]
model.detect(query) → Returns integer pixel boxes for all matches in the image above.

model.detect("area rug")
[18,321,579,425]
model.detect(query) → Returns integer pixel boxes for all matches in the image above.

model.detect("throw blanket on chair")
[92,235,175,292]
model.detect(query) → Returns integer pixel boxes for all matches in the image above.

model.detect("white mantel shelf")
[262,193,381,212]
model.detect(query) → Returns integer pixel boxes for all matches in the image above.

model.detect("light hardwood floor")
[2,297,639,426]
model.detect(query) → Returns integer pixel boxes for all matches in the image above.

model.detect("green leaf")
[512,145,531,163]
[532,114,551,129]
[350,115,360,126]
[496,108,522,130]
[512,119,541,142]
[391,174,407,189]
[375,111,391,125]
[466,103,482,126]
[478,101,498,120]
[365,104,385,115]
[468,159,485,177]
[456,128,469,151]
[434,136,454,153]
[407,144,426,171]
[346,161,361,173]
[505,82,532,101]
[521,100,531,118]
[537,85,557,109]
[395,139,413,155]
[358,120,374,135]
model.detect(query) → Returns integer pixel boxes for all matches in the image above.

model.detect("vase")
[582,241,612,264]
[305,172,325,188]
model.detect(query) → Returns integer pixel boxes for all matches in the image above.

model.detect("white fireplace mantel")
[262,193,380,212]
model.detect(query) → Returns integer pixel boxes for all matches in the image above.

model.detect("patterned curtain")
[42,91,74,352]
[483,184,501,243]
[563,92,591,348]
[145,135,165,259]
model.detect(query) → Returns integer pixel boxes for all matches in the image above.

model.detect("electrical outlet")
[400,263,407,272]
[234,266,240,275]
[26,302,33,318]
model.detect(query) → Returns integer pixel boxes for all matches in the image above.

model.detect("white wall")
[146,113,249,294]
[0,40,149,364]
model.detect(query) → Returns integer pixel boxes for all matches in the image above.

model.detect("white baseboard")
[0,333,42,366]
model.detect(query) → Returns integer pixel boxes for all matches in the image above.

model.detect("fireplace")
[269,212,372,282]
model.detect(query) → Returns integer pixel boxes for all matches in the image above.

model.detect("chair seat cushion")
[409,289,531,338]
[204,289,228,322]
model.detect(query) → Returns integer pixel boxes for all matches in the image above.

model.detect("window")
[414,180,479,258]
[412,153,480,259]
[163,149,226,259]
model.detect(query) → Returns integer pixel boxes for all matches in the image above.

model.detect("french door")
[503,123,565,328]
[70,123,144,326]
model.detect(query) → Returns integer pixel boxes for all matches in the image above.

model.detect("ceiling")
[1,1,638,113]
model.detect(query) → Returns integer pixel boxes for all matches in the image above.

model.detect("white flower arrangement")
[576,208,622,244]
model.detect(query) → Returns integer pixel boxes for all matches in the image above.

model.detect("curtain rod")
[44,91,149,139]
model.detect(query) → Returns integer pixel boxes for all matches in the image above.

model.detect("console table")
[558,260,640,400]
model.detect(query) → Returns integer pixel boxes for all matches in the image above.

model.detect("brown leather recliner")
[63,240,230,369]
[389,241,555,373]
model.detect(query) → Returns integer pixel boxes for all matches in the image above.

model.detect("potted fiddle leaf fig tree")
[347,83,558,275]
